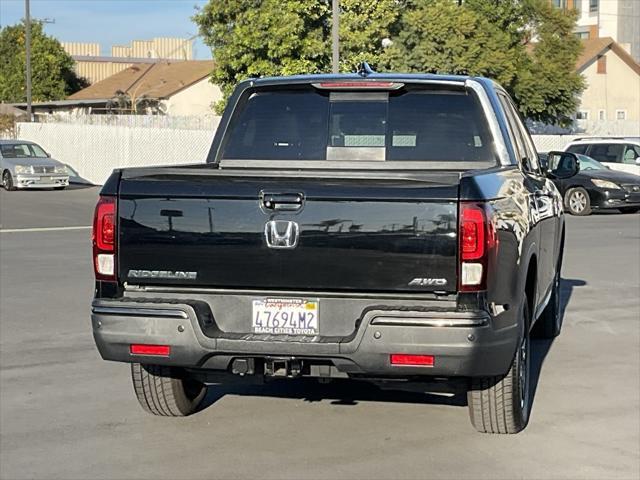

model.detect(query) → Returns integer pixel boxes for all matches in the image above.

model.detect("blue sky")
[0,0,212,59]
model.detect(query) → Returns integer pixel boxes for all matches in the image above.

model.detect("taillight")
[93,196,116,281]
[459,202,496,291]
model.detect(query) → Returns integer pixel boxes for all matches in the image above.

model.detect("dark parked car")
[91,71,578,434]
[543,152,640,215]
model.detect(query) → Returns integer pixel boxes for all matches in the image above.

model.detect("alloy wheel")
[569,190,587,214]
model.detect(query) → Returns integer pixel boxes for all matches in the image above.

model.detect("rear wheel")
[2,170,16,191]
[131,363,207,416]
[564,187,591,216]
[619,207,639,214]
[467,297,531,434]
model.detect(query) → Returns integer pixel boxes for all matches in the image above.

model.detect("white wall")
[17,121,218,185]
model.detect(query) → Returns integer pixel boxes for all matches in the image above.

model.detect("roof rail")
[574,136,627,141]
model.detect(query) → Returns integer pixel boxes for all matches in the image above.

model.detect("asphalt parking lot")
[0,187,639,480]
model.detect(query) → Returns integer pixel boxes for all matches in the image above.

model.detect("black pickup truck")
[91,72,579,434]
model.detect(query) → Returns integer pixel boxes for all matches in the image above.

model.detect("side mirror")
[46,152,51,158]
[546,151,580,180]
[635,158,640,166]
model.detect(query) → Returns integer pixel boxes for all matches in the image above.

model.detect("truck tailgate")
[117,170,459,293]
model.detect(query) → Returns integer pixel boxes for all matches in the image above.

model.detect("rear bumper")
[92,298,519,378]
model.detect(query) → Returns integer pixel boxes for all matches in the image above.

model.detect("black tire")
[534,246,563,339]
[467,298,531,434]
[618,207,639,214]
[131,363,207,416]
[2,170,16,191]
[564,187,591,216]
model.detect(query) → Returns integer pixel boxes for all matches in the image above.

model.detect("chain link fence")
[33,114,220,130]
[530,135,582,153]
[16,117,220,185]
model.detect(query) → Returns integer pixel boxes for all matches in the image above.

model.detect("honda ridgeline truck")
[91,72,578,434]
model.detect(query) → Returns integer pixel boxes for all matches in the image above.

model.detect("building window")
[552,0,567,8]
[576,110,589,120]
[575,31,590,40]
[598,110,606,121]
[616,110,627,120]
[589,0,598,13]
[597,55,606,74]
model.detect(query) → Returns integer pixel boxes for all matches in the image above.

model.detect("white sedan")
[0,140,69,191]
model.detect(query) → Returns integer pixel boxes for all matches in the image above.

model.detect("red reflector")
[130,344,171,356]
[460,204,485,260]
[390,354,434,366]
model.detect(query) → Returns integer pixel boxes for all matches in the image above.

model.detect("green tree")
[194,1,331,113]
[193,0,402,112]
[338,0,402,72]
[384,0,583,125]
[195,0,583,124]
[382,1,518,86]
[0,21,88,103]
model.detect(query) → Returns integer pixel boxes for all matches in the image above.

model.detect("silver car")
[0,140,69,191]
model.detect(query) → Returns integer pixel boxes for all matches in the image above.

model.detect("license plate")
[252,298,319,335]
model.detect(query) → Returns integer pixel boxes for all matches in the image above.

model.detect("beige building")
[61,38,194,84]
[65,60,220,116]
[575,37,640,122]
[553,0,640,62]
[109,37,193,60]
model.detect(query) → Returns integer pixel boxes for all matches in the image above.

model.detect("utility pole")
[332,0,339,73]
[25,0,32,121]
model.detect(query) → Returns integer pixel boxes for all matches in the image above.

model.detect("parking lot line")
[0,226,92,233]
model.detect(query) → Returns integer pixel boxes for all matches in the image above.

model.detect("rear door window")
[567,144,588,155]
[587,143,624,163]
[221,86,497,164]
[498,93,539,172]
[622,145,640,164]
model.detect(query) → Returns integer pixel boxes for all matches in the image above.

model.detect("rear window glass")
[221,86,497,163]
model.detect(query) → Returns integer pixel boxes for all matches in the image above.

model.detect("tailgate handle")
[262,193,304,211]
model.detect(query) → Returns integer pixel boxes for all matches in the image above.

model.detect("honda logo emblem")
[264,220,299,249]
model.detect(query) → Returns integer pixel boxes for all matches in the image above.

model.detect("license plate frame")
[252,298,319,335]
